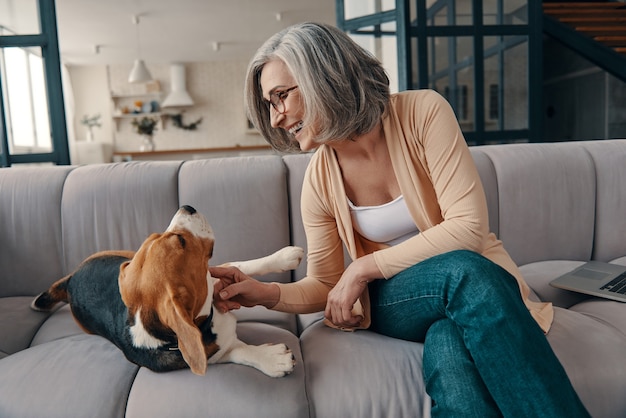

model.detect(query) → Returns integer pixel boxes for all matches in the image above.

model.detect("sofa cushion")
[178,156,291,280]
[300,321,429,417]
[479,143,596,266]
[582,140,626,262]
[0,166,74,297]
[178,156,297,333]
[125,322,308,418]
[230,305,297,333]
[547,307,626,417]
[469,148,499,237]
[0,296,56,357]
[61,161,183,270]
[570,299,626,338]
[519,260,592,308]
[612,256,626,265]
[30,304,83,347]
[282,153,313,282]
[0,334,138,418]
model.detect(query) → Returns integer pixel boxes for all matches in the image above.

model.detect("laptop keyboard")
[600,271,626,294]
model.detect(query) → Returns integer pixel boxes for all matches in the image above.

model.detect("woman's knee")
[430,249,493,272]
[431,250,515,288]
[418,250,523,311]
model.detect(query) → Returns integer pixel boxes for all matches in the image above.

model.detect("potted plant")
[80,114,102,142]
[132,116,159,151]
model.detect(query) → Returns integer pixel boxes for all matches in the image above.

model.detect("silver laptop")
[550,261,626,302]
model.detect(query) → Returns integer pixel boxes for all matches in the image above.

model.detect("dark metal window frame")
[0,0,69,166]
[336,0,543,144]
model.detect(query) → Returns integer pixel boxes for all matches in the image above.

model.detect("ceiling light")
[128,15,152,84]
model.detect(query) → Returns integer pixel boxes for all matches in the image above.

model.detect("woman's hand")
[210,266,280,313]
[324,254,381,328]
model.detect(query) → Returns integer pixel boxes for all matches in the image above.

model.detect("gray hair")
[244,22,390,152]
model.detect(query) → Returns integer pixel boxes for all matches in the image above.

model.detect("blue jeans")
[368,250,590,418]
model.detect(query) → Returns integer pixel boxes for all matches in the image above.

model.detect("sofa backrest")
[283,153,313,281]
[0,156,294,298]
[2,140,625,298]
[581,140,626,262]
[475,142,597,266]
[0,166,73,297]
[61,161,183,271]
[470,149,499,237]
[177,156,292,279]
[284,140,626,272]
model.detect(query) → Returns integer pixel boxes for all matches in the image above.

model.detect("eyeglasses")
[268,86,298,114]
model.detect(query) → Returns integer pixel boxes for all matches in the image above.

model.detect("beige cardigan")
[274,89,553,333]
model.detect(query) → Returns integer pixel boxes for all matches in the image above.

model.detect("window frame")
[0,0,69,166]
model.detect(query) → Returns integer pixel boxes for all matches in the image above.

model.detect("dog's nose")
[181,205,197,214]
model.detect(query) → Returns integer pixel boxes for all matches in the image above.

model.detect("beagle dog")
[31,205,303,377]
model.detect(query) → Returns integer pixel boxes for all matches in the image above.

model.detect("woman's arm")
[272,163,347,314]
[324,253,381,327]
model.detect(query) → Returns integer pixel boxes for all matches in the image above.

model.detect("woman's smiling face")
[260,59,317,152]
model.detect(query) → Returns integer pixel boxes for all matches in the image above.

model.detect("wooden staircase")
[543,1,626,55]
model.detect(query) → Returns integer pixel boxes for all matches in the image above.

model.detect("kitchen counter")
[112,145,275,161]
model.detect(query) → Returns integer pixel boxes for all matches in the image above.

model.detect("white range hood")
[161,63,194,108]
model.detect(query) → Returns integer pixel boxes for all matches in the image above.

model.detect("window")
[444,84,468,120]
[337,0,541,144]
[1,46,52,153]
[0,0,69,166]
[489,84,499,120]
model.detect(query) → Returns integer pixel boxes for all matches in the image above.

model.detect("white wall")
[67,60,267,154]
[69,65,113,144]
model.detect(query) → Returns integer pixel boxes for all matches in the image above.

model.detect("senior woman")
[210,22,589,417]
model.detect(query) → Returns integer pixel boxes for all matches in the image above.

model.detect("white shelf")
[111,92,162,100]
[110,91,164,131]
[113,112,162,119]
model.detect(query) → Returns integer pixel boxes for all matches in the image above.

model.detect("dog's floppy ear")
[161,296,207,375]
[119,233,161,306]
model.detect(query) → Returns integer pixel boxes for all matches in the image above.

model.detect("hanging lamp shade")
[128,15,152,84]
[128,59,152,83]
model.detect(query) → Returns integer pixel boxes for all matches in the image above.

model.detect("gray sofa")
[1,139,625,418]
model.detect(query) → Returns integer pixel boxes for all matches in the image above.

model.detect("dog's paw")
[273,246,304,272]
[257,343,296,378]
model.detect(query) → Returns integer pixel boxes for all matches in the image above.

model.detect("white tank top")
[348,195,419,246]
